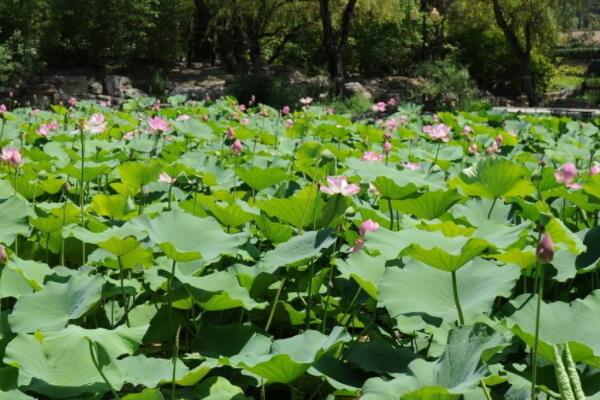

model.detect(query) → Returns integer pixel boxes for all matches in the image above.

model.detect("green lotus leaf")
[236,166,288,191]
[9,273,104,332]
[0,195,32,245]
[396,190,463,220]
[507,290,600,367]
[259,228,335,273]
[453,157,534,199]
[380,260,520,322]
[130,209,248,262]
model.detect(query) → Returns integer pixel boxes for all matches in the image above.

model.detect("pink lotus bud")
[0,104,6,114]
[372,102,386,112]
[67,97,78,107]
[284,119,294,128]
[383,141,392,154]
[399,115,408,124]
[536,233,554,264]
[468,143,478,155]
[239,104,246,112]
[387,98,397,106]
[359,219,380,237]
[0,245,6,262]
[225,127,235,139]
[230,139,243,155]
[281,106,290,115]
[386,118,398,131]
[590,163,600,176]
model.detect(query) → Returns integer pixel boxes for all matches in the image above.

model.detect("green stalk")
[79,127,86,263]
[487,197,498,220]
[531,262,544,400]
[304,261,315,331]
[167,181,173,210]
[428,141,442,174]
[118,257,129,327]
[171,325,181,400]
[387,198,394,230]
[232,156,239,199]
[88,340,121,400]
[451,271,464,325]
[265,277,287,332]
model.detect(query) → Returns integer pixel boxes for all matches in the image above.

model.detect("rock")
[344,82,372,100]
[169,77,227,100]
[123,88,147,99]
[88,81,103,95]
[105,75,135,97]
[44,75,89,101]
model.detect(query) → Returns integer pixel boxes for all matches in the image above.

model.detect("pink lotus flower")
[123,131,135,141]
[158,172,175,184]
[403,162,421,170]
[300,97,313,106]
[147,116,170,133]
[84,113,107,134]
[555,163,582,189]
[239,104,247,112]
[240,118,250,126]
[0,244,6,262]
[463,126,473,135]
[423,124,451,142]
[48,120,59,130]
[225,127,235,139]
[67,97,78,107]
[320,176,360,196]
[281,105,290,115]
[536,233,554,264]
[0,147,22,167]
[486,141,500,155]
[468,143,478,155]
[386,118,398,131]
[284,119,294,128]
[362,151,383,161]
[359,219,380,237]
[399,115,408,125]
[37,125,51,137]
[100,100,110,107]
[383,141,392,154]
[0,104,7,114]
[176,114,190,121]
[230,139,243,155]
[388,98,397,106]
[372,102,386,112]
[350,219,380,253]
[590,163,600,176]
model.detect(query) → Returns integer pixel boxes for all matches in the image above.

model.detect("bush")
[227,74,327,109]
[412,57,477,110]
[0,31,43,90]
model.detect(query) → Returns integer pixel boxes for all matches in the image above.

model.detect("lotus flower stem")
[88,340,121,400]
[387,198,394,230]
[451,271,464,325]
[118,257,129,327]
[531,262,544,400]
[171,324,181,400]
[487,198,497,219]
[304,261,315,331]
[79,126,86,263]
[0,119,5,142]
[265,277,287,332]
[428,142,442,174]
[479,380,492,400]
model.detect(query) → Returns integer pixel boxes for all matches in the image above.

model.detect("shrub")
[412,57,477,110]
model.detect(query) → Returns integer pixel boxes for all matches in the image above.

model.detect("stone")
[105,75,134,97]
[88,81,103,95]
[344,82,372,100]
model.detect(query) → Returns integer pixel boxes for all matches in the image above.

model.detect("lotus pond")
[0,97,599,399]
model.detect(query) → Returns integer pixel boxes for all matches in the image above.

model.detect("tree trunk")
[319,0,357,95]
[189,0,213,63]
[520,59,538,106]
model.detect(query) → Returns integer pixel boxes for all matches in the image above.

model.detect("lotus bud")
[410,8,419,21]
[320,149,335,161]
[37,170,48,179]
[344,206,356,217]
[0,245,6,262]
[536,233,554,264]
[429,7,442,23]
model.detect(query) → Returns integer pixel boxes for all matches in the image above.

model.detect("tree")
[488,0,556,106]
[319,0,358,94]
